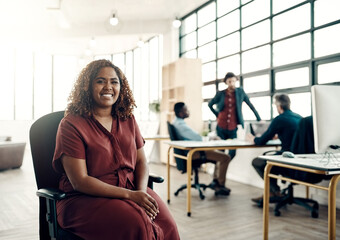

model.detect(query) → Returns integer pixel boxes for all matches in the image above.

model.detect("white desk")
[259,153,340,240]
[164,139,281,216]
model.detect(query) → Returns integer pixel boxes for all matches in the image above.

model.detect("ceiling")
[0,0,207,55]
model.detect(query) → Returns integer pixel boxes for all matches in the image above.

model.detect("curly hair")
[65,59,136,120]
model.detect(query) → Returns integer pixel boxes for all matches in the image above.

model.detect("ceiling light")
[172,18,181,28]
[109,13,119,26]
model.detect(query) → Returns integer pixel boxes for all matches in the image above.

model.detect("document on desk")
[259,153,340,174]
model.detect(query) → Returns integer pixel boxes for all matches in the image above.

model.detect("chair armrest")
[36,188,67,201]
[149,173,164,183]
[263,150,281,156]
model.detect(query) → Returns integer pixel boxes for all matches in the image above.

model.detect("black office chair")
[273,116,328,218]
[30,111,164,240]
[167,121,213,200]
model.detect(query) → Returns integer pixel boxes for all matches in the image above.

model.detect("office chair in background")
[30,111,164,240]
[273,116,327,218]
[167,121,214,200]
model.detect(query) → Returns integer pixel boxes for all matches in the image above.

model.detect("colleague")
[208,72,261,160]
[52,59,180,240]
[173,102,232,195]
[246,94,302,204]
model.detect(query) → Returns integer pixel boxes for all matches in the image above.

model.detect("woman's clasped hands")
[128,190,159,220]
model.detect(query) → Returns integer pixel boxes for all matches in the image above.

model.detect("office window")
[242,0,270,27]
[273,4,310,40]
[242,45,270,73]
[53,56,78,112]
[182,49,197,59]
[202,102,216,121]
[217,0,239,17]
[202,62,216,83]
[243,75,270,93]
[15,50,33,120]
[202,84,216,99]
[112,53,125,73]
[133,48,142,120]
[140,43,150,121]
[217,55,240,78]
[0,48,15,120]
[314,0,340,27]
[273,34,310,67]
[317,61,340,84]
[198,22,216,46]
[242,20,270,50]
[275,68,309,90]
[243,96,271,120]
[180,0,340,122]
[272,0,305,14]
[289,92,311,117]
[181,13,196,35]
[314,23,340,58]
[125,51,133,87]
[197,2,216,27]
[34,54,52,120]
[181,32,197,52]
[217,32,240,58]
[198,41,216,63]
[217,10,240,37]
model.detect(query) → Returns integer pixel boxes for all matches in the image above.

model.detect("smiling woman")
[52,59,180,240]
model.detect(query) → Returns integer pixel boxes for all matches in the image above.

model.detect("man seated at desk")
[246,94,302,204]
[172,102,231,195]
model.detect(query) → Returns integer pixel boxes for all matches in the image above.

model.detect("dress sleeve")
[132,116,145,150]
[53,117,86,173]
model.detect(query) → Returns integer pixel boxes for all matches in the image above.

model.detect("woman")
[53,59,179,240]
[208,72,261,160]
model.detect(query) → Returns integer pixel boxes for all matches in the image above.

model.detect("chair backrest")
[289,116,325,182]
[166,121,188,172]
[30,111,65,239]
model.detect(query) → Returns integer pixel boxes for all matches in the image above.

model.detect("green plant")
[149,101,160,113]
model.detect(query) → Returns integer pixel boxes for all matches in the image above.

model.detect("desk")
[164,139,281,216]
[144,135,169,141]
[259,154,340,240]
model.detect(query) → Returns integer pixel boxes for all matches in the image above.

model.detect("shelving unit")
[160,58,203,164]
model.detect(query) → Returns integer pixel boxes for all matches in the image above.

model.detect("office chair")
[167,121,213,200]
[273,116,327,218]
[30,111,164,240]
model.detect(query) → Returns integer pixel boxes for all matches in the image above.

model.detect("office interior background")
[1,0,340,237]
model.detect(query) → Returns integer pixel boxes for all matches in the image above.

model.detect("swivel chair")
[167,121,211,200]
[273,116,327,218]
[30,111,164,240]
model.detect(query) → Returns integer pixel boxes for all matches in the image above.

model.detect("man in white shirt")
[172,102,231,195]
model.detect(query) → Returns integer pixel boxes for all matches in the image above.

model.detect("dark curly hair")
[65,59,136,120]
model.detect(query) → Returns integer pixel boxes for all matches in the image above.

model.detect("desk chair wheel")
[311,209,319,218]
[274,209,281,217]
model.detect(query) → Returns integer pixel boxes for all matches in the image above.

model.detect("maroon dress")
[53,114,179,240]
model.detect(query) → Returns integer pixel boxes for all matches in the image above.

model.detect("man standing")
[173,102,231,195]
[246,94,302,204]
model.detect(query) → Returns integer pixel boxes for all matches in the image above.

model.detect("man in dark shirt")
[246,94,302,204]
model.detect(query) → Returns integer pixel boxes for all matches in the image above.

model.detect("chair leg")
[174,168,207,200]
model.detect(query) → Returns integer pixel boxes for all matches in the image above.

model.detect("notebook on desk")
[249,122,271,137]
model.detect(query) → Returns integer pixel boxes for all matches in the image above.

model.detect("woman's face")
[91,67,120,110]
[225,76,237,90]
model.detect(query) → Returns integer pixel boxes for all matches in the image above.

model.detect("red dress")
[53,114,179,240]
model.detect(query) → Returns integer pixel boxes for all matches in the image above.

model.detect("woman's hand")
[128,190,159,220]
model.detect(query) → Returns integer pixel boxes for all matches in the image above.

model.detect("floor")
[1,149,340,239]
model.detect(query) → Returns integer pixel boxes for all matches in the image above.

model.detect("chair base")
[274,184,319,218]
[174,183,208,200]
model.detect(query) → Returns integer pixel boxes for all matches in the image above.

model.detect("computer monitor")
[311,85,340,153]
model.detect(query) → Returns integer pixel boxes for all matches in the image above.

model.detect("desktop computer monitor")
[311,85,340,153]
